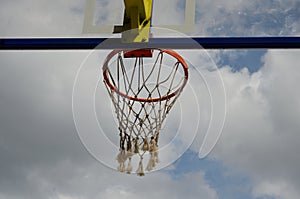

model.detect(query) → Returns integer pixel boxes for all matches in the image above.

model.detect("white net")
[103,49,188,176]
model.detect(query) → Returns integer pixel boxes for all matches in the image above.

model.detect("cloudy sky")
[1,0,300,199]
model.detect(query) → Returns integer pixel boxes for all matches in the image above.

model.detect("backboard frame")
[1,37,300,50]
[82,0,196,35]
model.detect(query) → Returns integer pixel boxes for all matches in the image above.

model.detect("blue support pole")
[1,37,300,50]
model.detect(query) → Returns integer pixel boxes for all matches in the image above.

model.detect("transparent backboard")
[1,0,299,38]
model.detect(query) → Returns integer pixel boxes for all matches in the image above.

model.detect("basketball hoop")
[103,49,188,176]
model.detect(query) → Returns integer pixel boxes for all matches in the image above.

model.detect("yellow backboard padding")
[115,0,153,43]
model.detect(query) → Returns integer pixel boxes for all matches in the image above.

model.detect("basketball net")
[103,49,188,176]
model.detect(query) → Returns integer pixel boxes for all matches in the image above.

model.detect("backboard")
[1,0,299,38]
[0,0,195,38]
[82,0,195,35]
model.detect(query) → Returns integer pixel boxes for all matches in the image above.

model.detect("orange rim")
[103,49,188,102]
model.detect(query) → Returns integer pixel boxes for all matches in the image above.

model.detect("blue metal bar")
[1,37,300,50]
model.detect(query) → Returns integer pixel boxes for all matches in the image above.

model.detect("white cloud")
[95,171,217,199]
[194,0,300,36]
[205,50,300,198]
[252,180,299,199]
[1,157,217,199]
[0,0,84,36]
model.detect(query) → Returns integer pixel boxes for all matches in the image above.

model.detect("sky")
[1,0,300,199]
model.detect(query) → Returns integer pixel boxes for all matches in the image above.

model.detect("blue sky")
[169,150,254,199]
[217,50,266,73]
[169,149,280,199]
[0,1,300,199]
